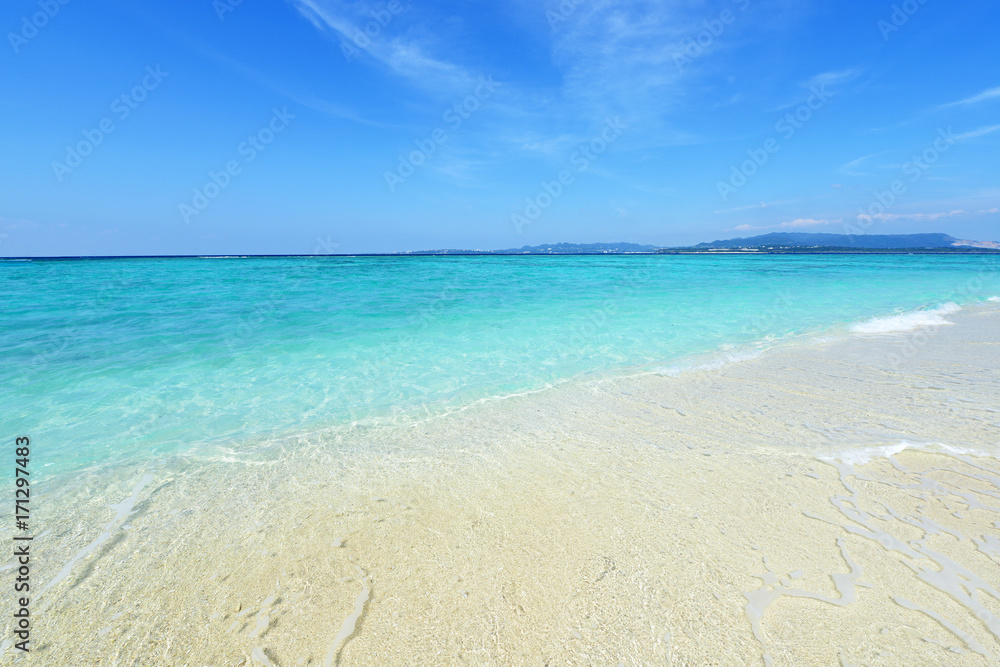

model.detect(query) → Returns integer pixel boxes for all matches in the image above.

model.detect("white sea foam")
[819,441,992,466]
[820,442,915,466]
[989,296,1000,302]
[655,348,764,376]
[849,303,961,334]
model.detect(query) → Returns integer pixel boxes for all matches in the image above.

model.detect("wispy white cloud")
[515,134,580,155]
[839,151,885,176]
[714,199,796,214]
[713,93,743,108]
[861,208,999,222]
[953,125,1000,141]
[189,40,376,125]
[429,156,492,187]
[807,69,861,90]
[549,1,689,126]
[542,0,813,147]
[770,68,862,111]
[782,217,837,228]
[732,218,839,232]
[0,216,37,230]
[936,85,1000,110]
[290,0,477,96]
[284,0,875,192]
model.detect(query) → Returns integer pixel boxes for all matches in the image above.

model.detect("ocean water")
[2,254,998,477]
[4,254,1000,665]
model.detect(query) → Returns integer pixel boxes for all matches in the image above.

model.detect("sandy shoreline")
[5,303,999,665]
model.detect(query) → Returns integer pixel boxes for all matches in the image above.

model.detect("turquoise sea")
[3,254,998,478]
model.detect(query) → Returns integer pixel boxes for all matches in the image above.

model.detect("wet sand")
[4,304,999,665]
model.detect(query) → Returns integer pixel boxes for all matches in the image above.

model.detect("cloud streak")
[953,125,1000,141]
[936,85,1000,110]
[839,152,886,176]
[733,218,839,232]
[862,208,999,222]
[291,0,478,96]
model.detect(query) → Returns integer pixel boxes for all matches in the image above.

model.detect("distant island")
[681,232,1000,252]
[395,233,1000,255]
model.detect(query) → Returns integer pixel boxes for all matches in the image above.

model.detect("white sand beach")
[9,303,1000,666]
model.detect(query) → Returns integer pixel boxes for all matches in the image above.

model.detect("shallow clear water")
[3,254,998,476]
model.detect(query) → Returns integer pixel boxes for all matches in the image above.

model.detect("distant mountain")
[393,233,998,255]
[693,232,965,249]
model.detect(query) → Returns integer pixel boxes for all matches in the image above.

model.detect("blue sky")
[1,0,998,255]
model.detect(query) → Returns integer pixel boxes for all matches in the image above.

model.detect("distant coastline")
[5,248,1000,260]
[655,246,1000,255]
[395,232,1000,255]
[4,232,999,260]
